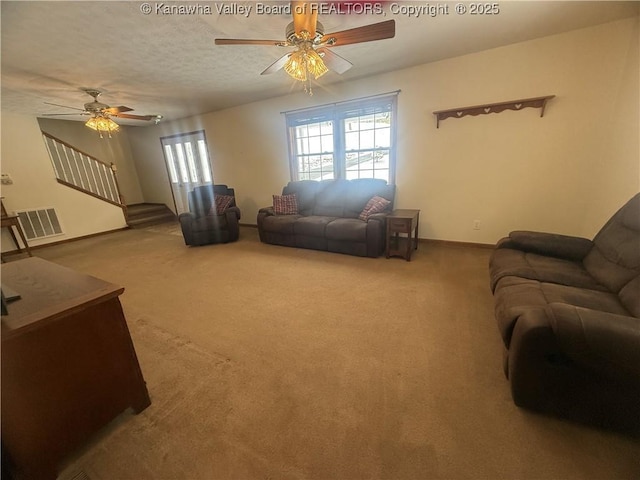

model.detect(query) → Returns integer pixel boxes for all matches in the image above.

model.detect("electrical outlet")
[473,220,481,230]
[1,173,13,185]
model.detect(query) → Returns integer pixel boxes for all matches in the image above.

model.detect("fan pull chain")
[304,79,313,96]
[304,55,313,96]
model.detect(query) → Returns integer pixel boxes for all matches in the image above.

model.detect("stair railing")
[41,132,126,214]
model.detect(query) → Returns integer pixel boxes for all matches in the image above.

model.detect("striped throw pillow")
[359,195,391,221]
[273,194,299,215]
[209,195,234,215]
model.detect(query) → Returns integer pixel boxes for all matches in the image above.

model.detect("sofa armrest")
[508,307,563,407]
[257,206,275,243]
[547,303,640,379]
[366,212,388,223]
[224,205,241,221]
[258,206,275,216]
[497,231,593,261]
[364,213,388,257]
[224,206,241,241]
[257,207,274,225]
[178,212,196,227]
[178,212,195,245]
[508,306,640,431]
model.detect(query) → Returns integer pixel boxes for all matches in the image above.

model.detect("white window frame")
[285,92,398,183]
[160,130,213,185]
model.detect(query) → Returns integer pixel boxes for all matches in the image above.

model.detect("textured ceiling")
[1,1,638,126]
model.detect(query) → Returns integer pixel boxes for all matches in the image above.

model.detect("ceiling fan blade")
[41,112,90,116]
[44,101,86,111]
[317,48,353,75]
[111,113,156,121]
[104,106,134,114]
[215,39,284,46]
[292,1,317,37]
[261,53,292,75]
[322,20,395,46]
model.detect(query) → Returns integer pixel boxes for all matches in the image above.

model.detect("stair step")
[127,204,170,217]
[128,212,175,223]
[126,203,176,228]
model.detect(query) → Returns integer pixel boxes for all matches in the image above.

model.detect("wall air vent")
[16,207,63,240]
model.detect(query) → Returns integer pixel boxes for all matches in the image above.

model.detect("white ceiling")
[1,1,638,126]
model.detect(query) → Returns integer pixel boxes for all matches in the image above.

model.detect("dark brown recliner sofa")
[489,193,640,434]
[257,179,395,257]
[178,184,241,246]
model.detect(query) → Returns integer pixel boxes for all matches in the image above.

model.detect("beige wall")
[1,113,127,252]
[129,17,639,244]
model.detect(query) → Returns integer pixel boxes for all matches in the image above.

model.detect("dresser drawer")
[388,219,411,232]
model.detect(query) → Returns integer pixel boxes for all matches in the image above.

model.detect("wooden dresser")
[1,257,150,479]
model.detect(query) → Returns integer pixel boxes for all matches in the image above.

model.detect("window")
[285,93,398,183]
[160,130,213,185]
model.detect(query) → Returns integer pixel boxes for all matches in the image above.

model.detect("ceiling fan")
[43,88,162,137]
[214,1,395,94]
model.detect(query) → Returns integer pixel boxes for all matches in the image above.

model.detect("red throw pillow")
[359,195,391,221]
[273,194,298,215]
[209,194,234,215]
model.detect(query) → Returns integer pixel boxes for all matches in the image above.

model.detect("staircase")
[41,132,178,230]
[126,203,177,228]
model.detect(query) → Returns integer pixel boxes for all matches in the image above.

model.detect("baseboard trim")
[1,227,130,256]
[419,238,494,249]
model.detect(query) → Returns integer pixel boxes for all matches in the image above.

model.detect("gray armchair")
[178,185,241,246]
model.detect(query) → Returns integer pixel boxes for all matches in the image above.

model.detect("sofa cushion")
[583,194,640,293]
[547,303,640,379]
[490,248,607,293]
[283,181,323,216]
[260,214,301,234]
[191,214,228,232]
[619,275,640,318]
[294,216,338,237]
[493,275,629,346]
[359,195,391,221]
[311,179,395,218]
[325,218,368,242]
[313,180,350,217]
[273,194,299,215]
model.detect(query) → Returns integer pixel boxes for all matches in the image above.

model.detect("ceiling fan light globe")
[284,51,308,82]
[306,49,328,79]
[85,115,120,134]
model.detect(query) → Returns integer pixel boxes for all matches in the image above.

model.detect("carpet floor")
[14,224,638,479]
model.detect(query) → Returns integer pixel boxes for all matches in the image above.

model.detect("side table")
[386,209,420,261]
[1,214,33,259]
[1,198,32,260]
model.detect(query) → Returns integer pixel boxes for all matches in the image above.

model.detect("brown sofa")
[489,193,640,434]
[257,179,395,257]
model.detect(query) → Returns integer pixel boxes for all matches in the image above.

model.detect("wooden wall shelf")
[433,95,555,128]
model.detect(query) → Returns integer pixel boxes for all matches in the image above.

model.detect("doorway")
[160,130,213,214]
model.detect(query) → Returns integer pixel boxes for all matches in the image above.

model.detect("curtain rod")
[281,90,401,116]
